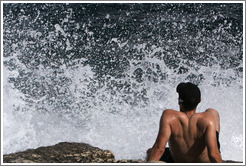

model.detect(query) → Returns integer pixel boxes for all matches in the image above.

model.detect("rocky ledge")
[3,142,145,163]
[3,142,242,163]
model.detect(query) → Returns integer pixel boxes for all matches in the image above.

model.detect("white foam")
[3,62,243,162]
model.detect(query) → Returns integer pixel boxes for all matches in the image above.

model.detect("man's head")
[176,82,201,111]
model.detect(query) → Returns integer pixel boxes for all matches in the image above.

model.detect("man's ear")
[178,98,181,105]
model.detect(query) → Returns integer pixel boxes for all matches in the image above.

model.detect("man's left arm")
[147,110,172,162]
[205,117,222,163]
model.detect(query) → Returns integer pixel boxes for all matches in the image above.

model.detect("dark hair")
[176,82,201,111]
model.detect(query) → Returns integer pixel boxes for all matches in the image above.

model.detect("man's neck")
[180,107,197,118]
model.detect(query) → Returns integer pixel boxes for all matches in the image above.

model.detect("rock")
[117,159,146,163]
[3,142,117,163]
[3,142,242,163]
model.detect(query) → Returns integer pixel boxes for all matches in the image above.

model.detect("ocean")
[2,3,244,161]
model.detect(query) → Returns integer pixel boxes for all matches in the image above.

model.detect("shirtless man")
[147,82,222,163]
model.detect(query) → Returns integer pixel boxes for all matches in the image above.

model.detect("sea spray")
[3,3,243,161]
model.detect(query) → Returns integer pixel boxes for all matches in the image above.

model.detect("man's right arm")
[147,109,172,162]
[204,118,222,163]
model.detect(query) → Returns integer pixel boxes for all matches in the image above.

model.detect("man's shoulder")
[160,109,178,125]
[197,111,215,120]
[162,109,179,115]
[195,112,215,127]
[161,109,181,121]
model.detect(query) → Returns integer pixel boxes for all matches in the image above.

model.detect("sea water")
[2,3,244,161]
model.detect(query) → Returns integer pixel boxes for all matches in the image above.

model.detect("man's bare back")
[166,109,221,162]
[147,82,222,163]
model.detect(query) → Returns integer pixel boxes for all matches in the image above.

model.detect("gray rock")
[3,142,117,163]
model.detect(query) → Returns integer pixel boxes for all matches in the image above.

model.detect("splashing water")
[2,3,244,161]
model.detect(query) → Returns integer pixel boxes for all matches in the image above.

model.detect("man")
[147,82,222,163]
